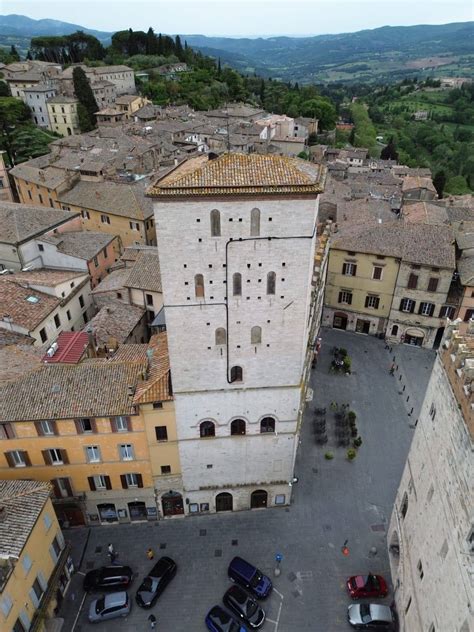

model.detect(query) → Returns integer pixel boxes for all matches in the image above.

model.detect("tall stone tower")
[149,153,325,513]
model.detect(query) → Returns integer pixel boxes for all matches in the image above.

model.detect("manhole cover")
[371,524,386,532]
[95,546,102,554]
[85,561,94,569]
[287,572,297,582]
[298,571,313,580]
[323,524,332,532]
[200,529,207,536]
[215,549,222,557]
[232,539,238,546]
[159,543,167,549]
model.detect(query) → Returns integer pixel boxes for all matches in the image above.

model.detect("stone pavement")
[62,328,435,632]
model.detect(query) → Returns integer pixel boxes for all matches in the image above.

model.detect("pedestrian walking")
[107,543,117,564]
[148,613,157,629]
[389,363,395,376]
[147,547,154,561]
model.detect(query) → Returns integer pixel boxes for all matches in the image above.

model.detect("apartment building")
[23,84,56,129]
[388,323,473,632]
[46,96,80,137]
[0,332,180,524]
[149,153,326,514]
[0,480,71,632]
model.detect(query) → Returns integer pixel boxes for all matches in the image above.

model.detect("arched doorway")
[433,326,445,349]
[333,312,348,330]
[128,501,147,521]
[161,491,184,517]
[250,489,268,509]
[97,503,118,523]
[389,530,400,566]
[404,328,424,347]
[216,492,233,512]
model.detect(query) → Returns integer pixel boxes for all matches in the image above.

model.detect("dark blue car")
[206,605,248,632]
[228,557,272,599]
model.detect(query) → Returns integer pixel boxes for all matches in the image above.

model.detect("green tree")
[0,82,10,97]
[433,170,446,198]
[380,137,399,161]
[146,27,158,55]
[9,45,20,61]
[445,175,470,195]
[72,67,98,131]
[300,98,336,131]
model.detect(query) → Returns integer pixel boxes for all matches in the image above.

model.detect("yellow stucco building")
[0,480,71,632]
[0,333,183,524]
[46,97,80,136]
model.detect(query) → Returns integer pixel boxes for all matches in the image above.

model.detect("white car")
[348,603,395,629]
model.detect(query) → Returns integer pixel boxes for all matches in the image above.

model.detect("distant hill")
[1,16,473,84]
[184,22,474,84]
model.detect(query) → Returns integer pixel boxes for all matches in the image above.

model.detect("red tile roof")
[42,331,89,364]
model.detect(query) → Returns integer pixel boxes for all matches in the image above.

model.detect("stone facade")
[152,157,323,515]
[387,325,474,632]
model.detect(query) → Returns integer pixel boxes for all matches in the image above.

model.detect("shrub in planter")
[353,437,363,448]
[338,348,348,357]
[324,451,334,460]
[351,426,358,437]
[343,356,352,372]
[347,448,357,460]
[347,411,357,423]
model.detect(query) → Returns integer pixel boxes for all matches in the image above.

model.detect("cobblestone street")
[62,328,435,632]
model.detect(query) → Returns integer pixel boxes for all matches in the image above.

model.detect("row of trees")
[29,32,106,64]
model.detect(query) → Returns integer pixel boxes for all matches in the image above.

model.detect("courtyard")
[63,328,435,632]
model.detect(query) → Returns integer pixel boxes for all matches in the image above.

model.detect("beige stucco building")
[388,323,474,632]
[46,96,80,136]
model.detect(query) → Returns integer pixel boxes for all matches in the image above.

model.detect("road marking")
[266,619,278,624]
[76,571,86,576]
[273,587,284,599]
[71,592,87,632]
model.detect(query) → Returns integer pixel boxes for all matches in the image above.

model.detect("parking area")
[63,328,435,631]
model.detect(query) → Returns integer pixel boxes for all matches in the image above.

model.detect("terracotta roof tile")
[134,333,172,403]
[0,278,59,330]
[0,202,79,245]
[148,153,326,197]
[124,251,162,293]
[85,300,145,346]
[42,331,89,364]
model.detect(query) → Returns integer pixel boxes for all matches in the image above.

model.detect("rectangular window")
[103,246,107,258]
[0,423,15,439]
[81,209,90,219]
[153,402,163,409]
[13,617,27,632]
[78,295,85,308]
[100,214,110,224]
[49,448,63,464]
[0,593,13,617]
[429,403,437,421]
[50,535,62,562]
[405,597,412,614]
[40,420,55,435]
[79,418,93,433]
[338,290,352,305]
[28,190,33,200]
[155,426,168,441]
[342,262,357,276]
[125,473,139,487]
[145,293,153,306]
[38,244,44,252]
[419,302,435,317]
[119,444,134,461]
[66,310,71,321]
[30,577,44,606]
[365,295,380,309]
[54,314,61,328]
[400,298,415,313]
[94,475,107,489]
[85,446,101,463]
[38,194,43,204]
[43,514,52,531]
[161,465,171,474]
[8,450,28,467]
[22,553,33,574]
[113,416,129,432]
[129,221,140,231]
[407,273,418,289]
[417,559,424,579]
[372,266,383,280]
[93,256,99,267]
[40,328,47,343]
[427,277,439,292]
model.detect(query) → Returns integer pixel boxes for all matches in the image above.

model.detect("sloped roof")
[86,300,145,346]
[134,333,172,403]
[0,480,52,558]
[42,331,89,364]
[124,251,162,293]
[0,360,143,422]
[0,344,43,381]
[332,221,455,269]
[148,153,326,197]
[59,179,154,220]
[40,231,115,260]
[402,176,437,193]
[0,278,59,331]
[0,202,79,245]
[91,268,130,294]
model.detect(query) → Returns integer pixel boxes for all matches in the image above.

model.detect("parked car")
[83,565,133,592]
[228,557,272,599]
[205,605,248,632]
[346,574,388,599]
[223,585,265,628]
[88,591,131,623]
[135,556,177,608]
[348,603,396,629]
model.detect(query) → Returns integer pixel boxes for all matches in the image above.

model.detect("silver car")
[348,603,395,629]
[88,591,131,623]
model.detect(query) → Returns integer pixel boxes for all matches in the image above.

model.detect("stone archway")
[215,492,233,512]
[250,489,268,509]
[161,491,184,517]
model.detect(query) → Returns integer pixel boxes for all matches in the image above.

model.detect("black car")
[135,557,177,608]
[223,585,265,629]
[83,566,133,592]
[205,605,248,632]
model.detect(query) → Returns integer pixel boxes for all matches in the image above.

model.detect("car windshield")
[246,599,258,617]
[95,597,105,614]
[250,572,262,588]
[141,577,155,591]
[360,603,371,623]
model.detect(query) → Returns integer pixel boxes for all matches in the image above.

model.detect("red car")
[346,574,388,599]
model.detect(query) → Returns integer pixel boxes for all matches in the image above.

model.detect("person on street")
[148,613,157,629]
[147,548,154,560]
[107,543,117,563]
[389,363,395,375]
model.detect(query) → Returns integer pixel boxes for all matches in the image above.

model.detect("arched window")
[251,326,262,344]
[266,271,276,295]
[230,366,243,383]
[233,273,242,296]
[231,419,246,435]
[250,208,260,236]
[400,492,408,519]
[215,327,226,345]
[195,274,204,298]
[391,324,399,336]
[200,421,215,438]
[210,209,221,237]
[260,417,275,433]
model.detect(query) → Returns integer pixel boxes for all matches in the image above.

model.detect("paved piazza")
[63,328,435,632]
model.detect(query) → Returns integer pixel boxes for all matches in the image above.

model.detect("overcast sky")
[2,0,473,37]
